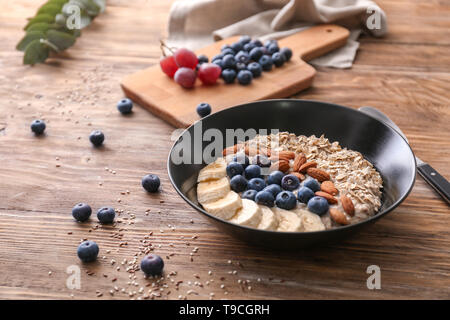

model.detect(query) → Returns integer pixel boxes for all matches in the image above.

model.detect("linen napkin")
[167,0,387,68]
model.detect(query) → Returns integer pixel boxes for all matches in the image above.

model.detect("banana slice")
[197,158,227,182]
[197,177,230,204]
[293,208,326,232]
[230,199,262,228]
[257,205,278,231]
[202,191,242,220]
[271,207,302,232]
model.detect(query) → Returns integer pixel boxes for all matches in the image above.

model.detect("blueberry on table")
[239,35,251,45]
[249,47,264,61]
[222,69,237,84]
[235,62,247,72]
[275,190,297,210]
[302,178,321,192]
[221,48,235,57]
[280,47,293,61]
[265,39,278,48]
[142,174,161,193]
[247,177,266,192]
[72,203,92,222]
[212,59,223,69]
[226,161,244,178]
[197,54,209,64]
[222,54,236,69]
[247,62,262,78]
[231,41,243,52]
[196,102,212,118]
[267,170,285,186]
[89,130,104,147]
[242,189,257,201]
[243,42,256,52]
[221,44,231,51]
[267,43,280,54]
[233,153,250,168]
[230,175,248,193]
[272,52,286,67]
[30,119,46,135]
[97,207,116,224]
[281,174,300,191]
[251,39,263,47]
[258,55,273,71]
[212,53,224,62]
[297,186,315,204]
[140,254,164,277]
[307,196,329,216]
[117,98,133,114]
[237,70,253,85]
[244,164,261,179]
[263,184,282,196]
[235,51,250,64]
[255,190,275,207]
[77,240,99,262]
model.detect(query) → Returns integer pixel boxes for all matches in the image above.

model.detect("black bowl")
[167,99,416,249]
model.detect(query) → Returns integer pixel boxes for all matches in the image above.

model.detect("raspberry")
[174,48,198,69]
[160,55,178,78]
[174,67,197,88]
[198,63,221,85]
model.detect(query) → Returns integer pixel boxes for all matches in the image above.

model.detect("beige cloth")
[167,0,387,68]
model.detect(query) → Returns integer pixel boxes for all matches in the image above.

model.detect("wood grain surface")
[121,24,349,128]
[0,0,449,300]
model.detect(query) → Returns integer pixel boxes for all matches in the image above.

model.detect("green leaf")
[37,4,63,16]
[16,31,46,51]
[26,22,52,33]
[79,0,100,16]
[23,39,50,65]
[25,14,55,30]
[46,29,76,51]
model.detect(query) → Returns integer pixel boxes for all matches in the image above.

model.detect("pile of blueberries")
[199,36,293,86]
[226,153,330,215]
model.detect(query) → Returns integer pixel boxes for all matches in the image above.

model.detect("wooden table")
[0,0,448,300]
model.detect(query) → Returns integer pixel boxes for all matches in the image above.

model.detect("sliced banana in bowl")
[202,191,242,220]
[271,207,302,232]
[197,158,227,182]
[197,177,230,203]
[257,205,278,231]
[294,208,326,232]
[230,199,262,228]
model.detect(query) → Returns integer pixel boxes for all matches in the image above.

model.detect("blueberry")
[221,48,235,56]
[258,55,273,71]
[30,119,46,135]
[307,196,329,216]
[235,51,250,64]
[233,153,249,168]
[247,62,262,78]
[251,39,263,47]
[239,35,251,45]
[117,98,133,114]
[244,164,261,179]
[267,43,279,54]
[142,174,161,192]
[280,47,292,61]
[264,39,277,48]
[235,62,247,72]
[249,47,264,61]
[272,52,286,67]
[247,177,266,192]
[242,189,257,201]
[230,175,247,193]
[267,171,284,185]
[275,191,297,210]
[221,44,231,52]
[226,161,244,178]
[140,254,164,276]
[212,59,223,68]
[255,191,275,207]
[196,102,212,118]
[231,41,243,52]
[243,42,256,52]
[222,69,236,84]
[303,178,321,192]
[264,184,282,196]
[222,54,236,69]
[281,174,300,191]
[89,130,104,147]
[252,154,271,167]
[237,70,253,85]
[197,54,209,64]
[97,207,116,224]
[77,240,99,262]
[212,53,224,61]
[297,186,315,204]
[72,203,92,222]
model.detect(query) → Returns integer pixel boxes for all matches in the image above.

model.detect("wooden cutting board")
[121,24,349,128]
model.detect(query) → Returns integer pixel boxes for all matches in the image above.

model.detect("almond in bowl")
[197,132,383,232]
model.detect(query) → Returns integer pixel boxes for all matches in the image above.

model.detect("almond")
[329,208,350,225]
[245,145,269,157]
[270,150,295,162]
[321,181,338,195]
[292,153,307,172]
[340,194,355,217]
[298,161,317,173]
[270,160,290,173]
[291,172,305,181]
[306,167,330,182]
[222,143,243,156]
[315,191,338,204]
